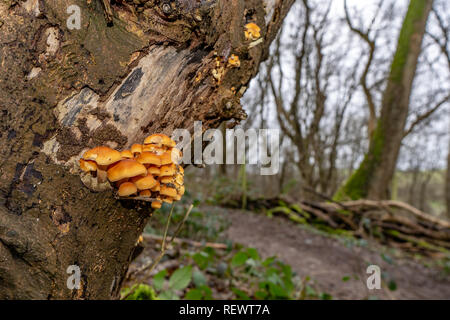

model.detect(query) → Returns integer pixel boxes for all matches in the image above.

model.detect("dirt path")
[217,207,450,300]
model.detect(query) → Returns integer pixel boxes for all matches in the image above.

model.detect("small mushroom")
[144,134,176,148]
[118,182,138,197]
[107,159,147,182]
[136,152,162,166]
[159,152,173,166]
[83,146,122,183]
[160,174,183,186]
[151,199,163,209]
[228,54,241,68]
[245,23,261,41]
[160,185,177,198]
[131,174,158,191]
[143,144,166,155]
[121,150,134,159]
[160,164,177,177]
[79,159,98,173]
[151,181,161,192]
[148,166,161,176]
[131,144,142,156]
[139,190,152,198]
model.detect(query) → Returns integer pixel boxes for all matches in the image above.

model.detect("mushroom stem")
[97,165,108,183]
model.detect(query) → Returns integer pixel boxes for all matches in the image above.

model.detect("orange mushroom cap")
[136,152,162,166]
[144,134,176,148]
[139,190,152,197]
[160,175,183,186]
[228,54,241,67]
[131,174,158,191]
[150,181,160,192]
[142,144,166,155]
[79,159,98,172]
[160,164,177,177]
[148,166,161,176]
[245,22,261,40]
[107,159,147,182]
[131,144,143,155]
[121,150,133,159]
[151,200,162,209]
[118,182,138,197]
[160,185,177,198]
[160,151,174,165]
[83,146,122,166]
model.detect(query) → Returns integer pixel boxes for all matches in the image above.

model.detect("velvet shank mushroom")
[79,132,185,210]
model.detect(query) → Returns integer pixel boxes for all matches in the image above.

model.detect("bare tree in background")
[336,0,436,200]
[263,0,359,197]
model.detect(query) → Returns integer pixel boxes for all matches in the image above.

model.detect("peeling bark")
[0,0,293,299]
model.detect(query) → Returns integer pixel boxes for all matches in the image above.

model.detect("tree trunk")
[335,0,433,201]
[0,0,293,299]
[446,139,450,219]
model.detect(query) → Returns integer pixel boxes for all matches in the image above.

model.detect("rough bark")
[0,0,293,299]
[335,0,434,201]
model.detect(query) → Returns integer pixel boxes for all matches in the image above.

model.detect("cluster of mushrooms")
[79,134,184,209]
[244,23,261,41]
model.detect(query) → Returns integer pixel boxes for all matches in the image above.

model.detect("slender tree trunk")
[446,139,450,219]
[0,0,293,299]
[335,0,434,200]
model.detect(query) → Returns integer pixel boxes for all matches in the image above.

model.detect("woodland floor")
[130,206,450,300]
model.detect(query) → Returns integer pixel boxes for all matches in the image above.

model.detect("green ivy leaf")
[262,256,276,267]
[231,287,250,300]
[254,290,268,300]
[153,270,167,291]
[231,252,248,267]
[246,248,260,261]
[192,270,207,287]
[268,283,289,299]
[193,252,210,270]
[185,289,203,300]
[159,290,180,300]
[169,266,193,291]
[320,293,333,300]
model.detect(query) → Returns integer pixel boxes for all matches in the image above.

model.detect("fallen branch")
[143,234,228,250]
[224,196,450,257]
